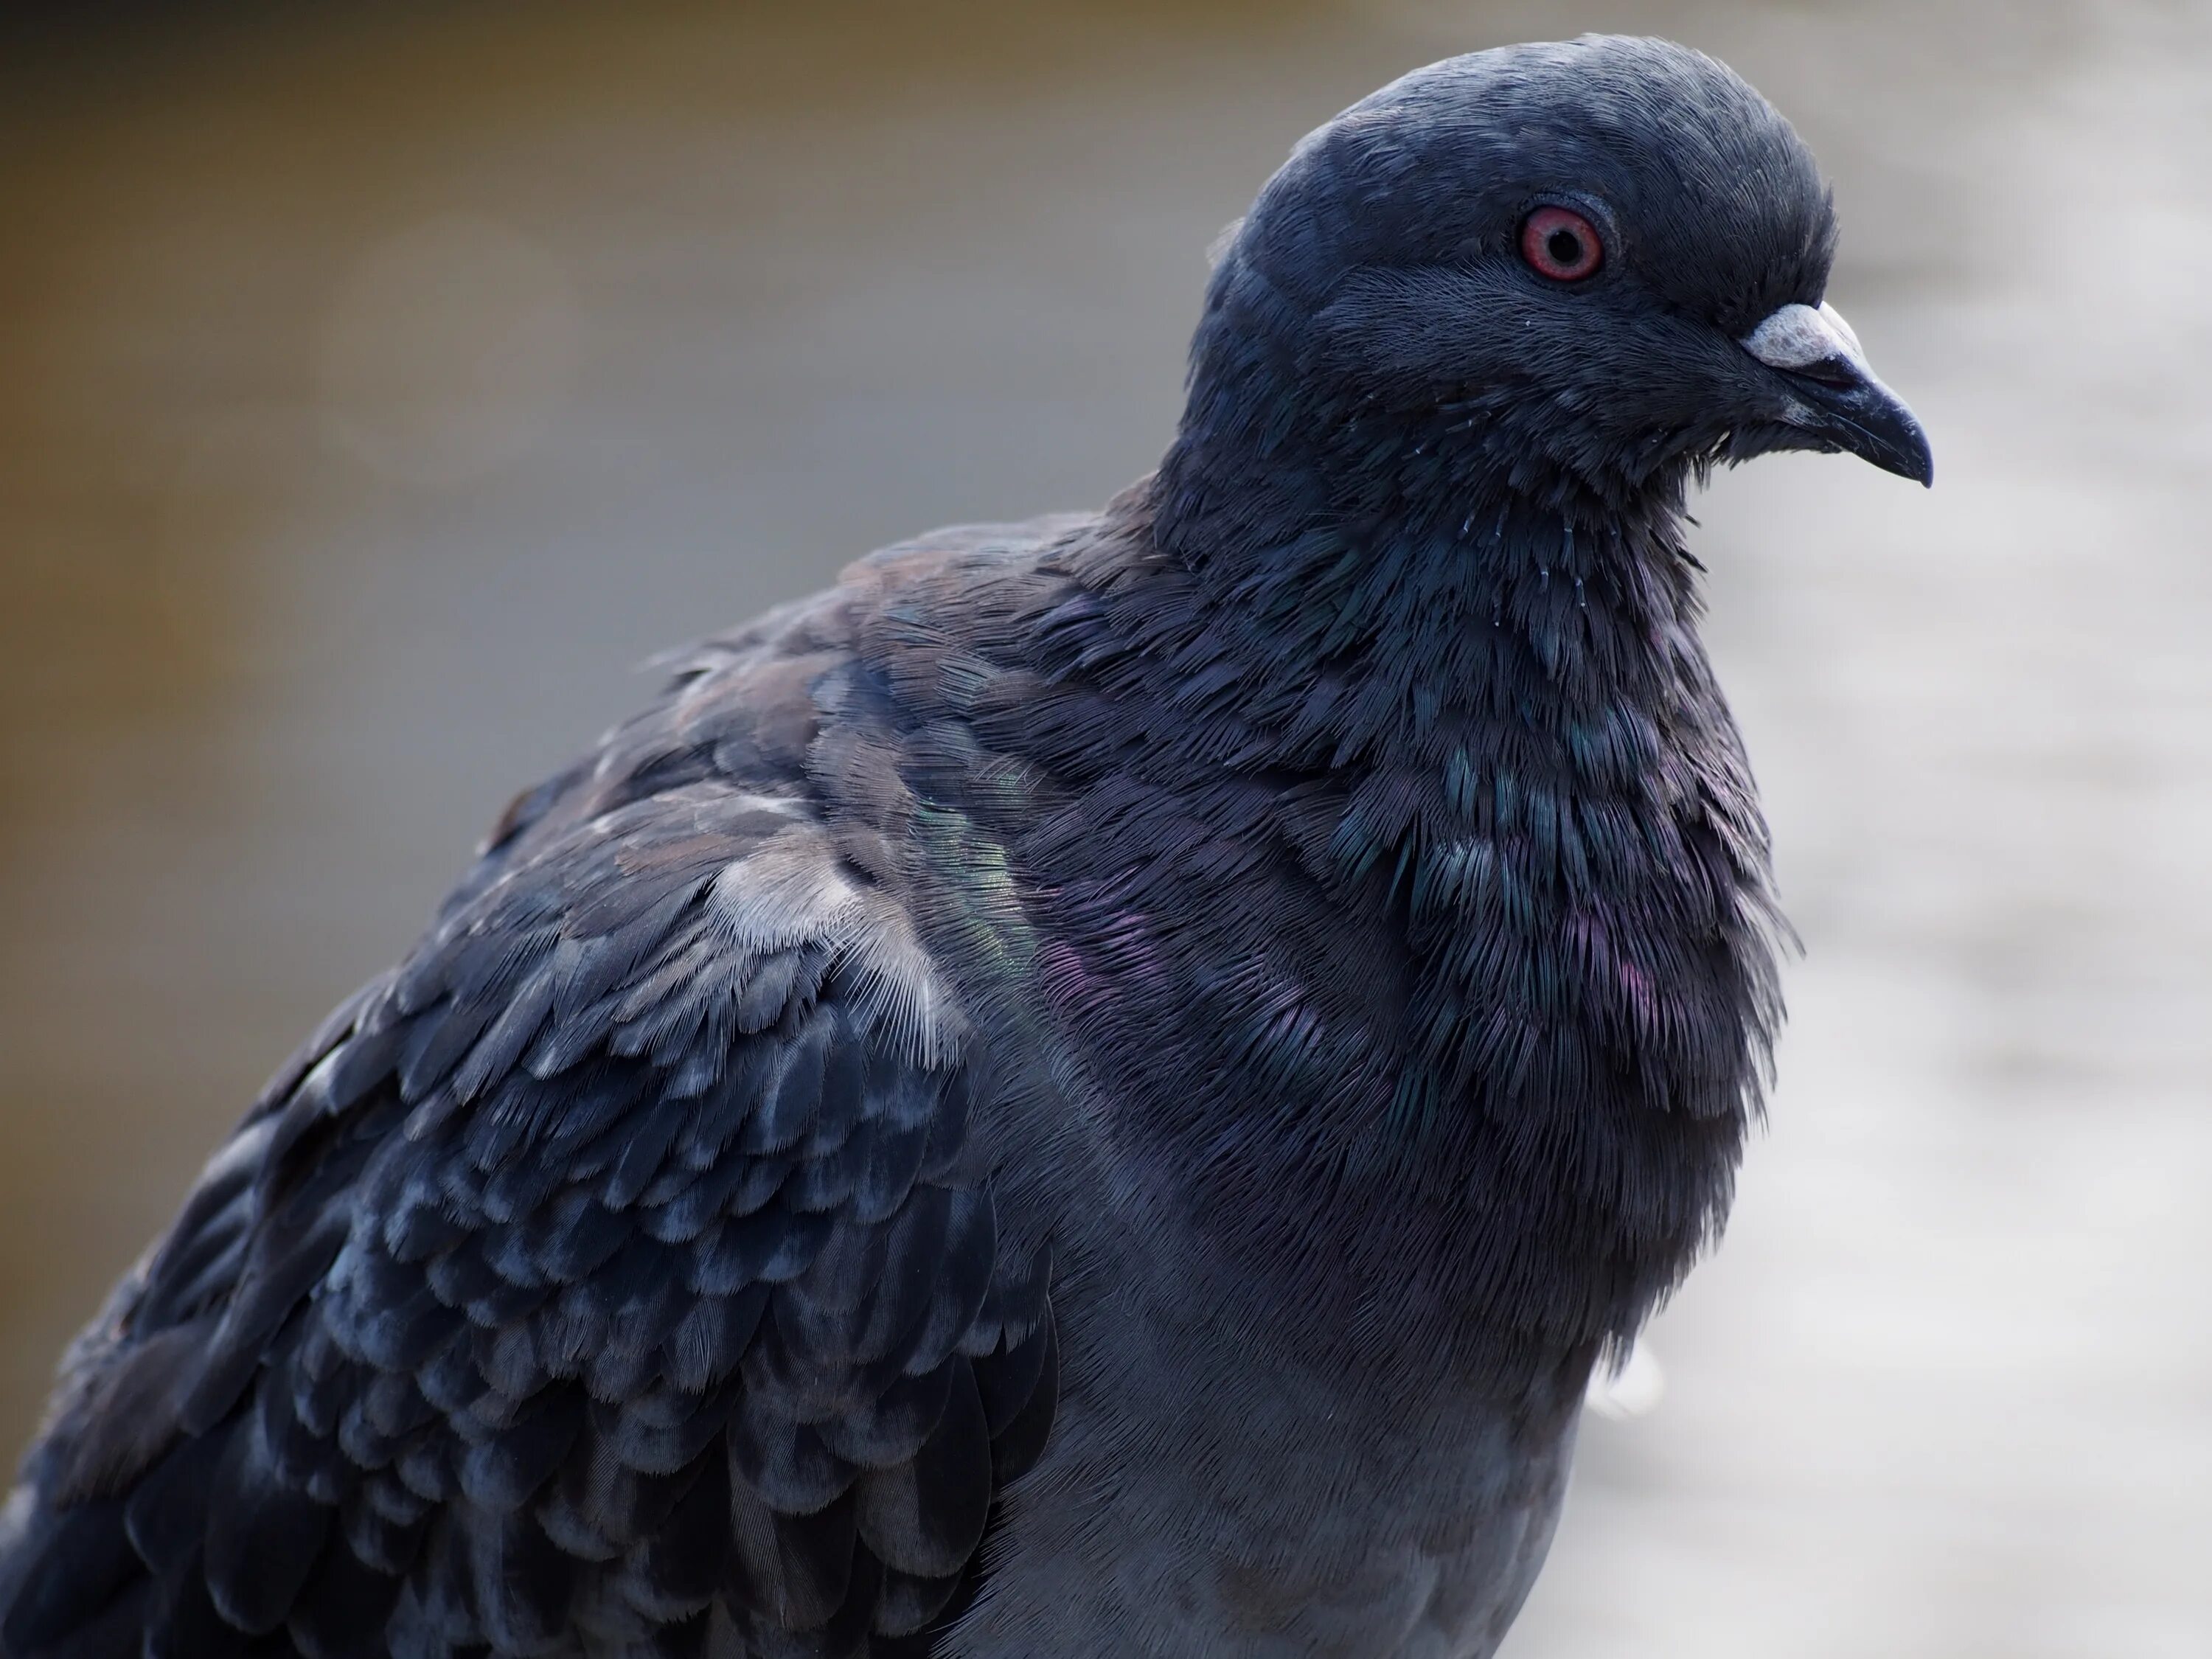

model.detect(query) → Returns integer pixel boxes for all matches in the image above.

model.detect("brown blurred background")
[2,2,2207,1653]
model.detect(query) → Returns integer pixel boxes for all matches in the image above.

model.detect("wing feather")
[0,762,1054,1659]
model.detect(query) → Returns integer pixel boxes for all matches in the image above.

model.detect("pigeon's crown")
[1234,35,1837,337]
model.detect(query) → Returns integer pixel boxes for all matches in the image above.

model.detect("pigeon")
[0,33,1929,1659]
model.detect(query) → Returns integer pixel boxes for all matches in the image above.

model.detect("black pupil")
[1546,227,1583,268]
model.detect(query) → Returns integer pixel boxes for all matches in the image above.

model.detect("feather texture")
[0,768,1050,1658]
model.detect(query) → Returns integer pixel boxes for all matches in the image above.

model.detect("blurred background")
[1,1,2206,1653]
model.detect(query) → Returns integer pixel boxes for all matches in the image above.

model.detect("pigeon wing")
[0,773,1057,1659]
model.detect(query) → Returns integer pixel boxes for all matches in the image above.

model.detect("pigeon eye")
[1520,206,1603,282]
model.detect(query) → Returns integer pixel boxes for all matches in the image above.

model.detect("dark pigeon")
[0,33,1928,1659]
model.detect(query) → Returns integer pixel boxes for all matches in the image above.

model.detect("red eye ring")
[1520,206,1604,282]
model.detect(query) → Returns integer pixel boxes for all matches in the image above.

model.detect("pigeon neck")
[1159,287,1703,535]
[1148,392,1709,766]
[1092,395,1776,1363]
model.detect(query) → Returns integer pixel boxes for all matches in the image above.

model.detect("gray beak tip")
[1878,396,1935,489]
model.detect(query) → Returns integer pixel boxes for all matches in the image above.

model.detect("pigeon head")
[1171,35,1930,536]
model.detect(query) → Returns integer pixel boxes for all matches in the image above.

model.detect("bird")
[0,32,1930,1659]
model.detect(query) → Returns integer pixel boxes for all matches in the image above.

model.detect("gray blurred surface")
[1,3,2205,1653]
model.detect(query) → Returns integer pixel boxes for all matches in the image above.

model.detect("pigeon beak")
[1740,301,1933,486]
